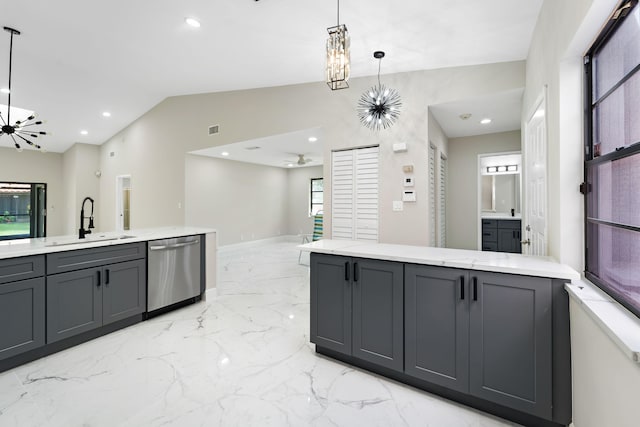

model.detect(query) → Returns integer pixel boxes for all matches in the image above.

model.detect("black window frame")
[584,0,640,319]
[310,178,323,216]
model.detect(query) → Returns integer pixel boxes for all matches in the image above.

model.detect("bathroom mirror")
[481,173,520,214]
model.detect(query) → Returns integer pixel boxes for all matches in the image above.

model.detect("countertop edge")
[300,240,580,281]
[0,227,216,259]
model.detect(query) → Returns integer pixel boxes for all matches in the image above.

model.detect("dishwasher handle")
[149,239,199,251]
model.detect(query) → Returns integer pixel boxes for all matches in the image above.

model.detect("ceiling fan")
[284,153,313,166]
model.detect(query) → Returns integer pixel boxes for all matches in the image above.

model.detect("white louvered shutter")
[354,146,379,242]
[439,154,447,248]
[331,150,354,240]
[331,146,379,241]
[429,144,436,246]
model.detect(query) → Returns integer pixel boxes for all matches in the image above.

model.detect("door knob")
[521,238,531,245]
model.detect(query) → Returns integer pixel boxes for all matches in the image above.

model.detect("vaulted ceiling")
[1,0,543,153]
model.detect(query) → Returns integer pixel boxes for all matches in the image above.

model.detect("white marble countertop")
[481,213,522,220]
[0,226,216,260]
[299,239,579,281]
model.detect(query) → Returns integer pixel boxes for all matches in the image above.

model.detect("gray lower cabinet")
[482,219,521,253]
[0,277,45,361]
[404,265,469,393]
[470,271,552,419]
[310,253,404,371]
[313,253,563,425]
[47,259,146,343]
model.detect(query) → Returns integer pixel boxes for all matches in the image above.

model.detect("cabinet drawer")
[498,220,521,229]
[482,242,498,252]
[0,255,45,284]
[481,219,497,228]
[481,228,498,242]
[47,242,146,275]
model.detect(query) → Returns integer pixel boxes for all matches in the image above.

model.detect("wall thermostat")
[402,190,416,202]
[403,165,414,173]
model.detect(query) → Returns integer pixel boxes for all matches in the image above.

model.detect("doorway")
[116,175,131,232]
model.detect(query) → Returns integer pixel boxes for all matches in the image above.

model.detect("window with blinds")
[331,146,379,241]
[439,154,447,248]
[584,0,640,318]
[429,144,436,246]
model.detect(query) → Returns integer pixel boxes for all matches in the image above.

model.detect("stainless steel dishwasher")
[147,235,201,313]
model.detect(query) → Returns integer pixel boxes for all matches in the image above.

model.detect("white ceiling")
[190,127,324,169]
[1,0,543,153]
[429,88,525,139]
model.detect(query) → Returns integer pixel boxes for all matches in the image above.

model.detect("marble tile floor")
[0,240,519,426]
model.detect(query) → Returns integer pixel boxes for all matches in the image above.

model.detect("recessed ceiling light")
[102,112,111,118]
[308,137,318,142]
[287,163,293,167]
[459,113,472,120]
[221,151,229,156]
[480,118,492,124]
[185,18,201,28]
[80,130,88,135]
[0,88,9,94]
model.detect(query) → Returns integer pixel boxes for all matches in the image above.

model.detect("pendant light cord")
[337,0,340,26]
[377,58,382,88]
[6,30,13,125]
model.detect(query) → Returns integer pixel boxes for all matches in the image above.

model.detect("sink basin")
[45,235,136,247]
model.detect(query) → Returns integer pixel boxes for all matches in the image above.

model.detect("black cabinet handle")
[345,262,350,281]
[460,276,465,300]
[97,270,101,287]
[105,269,110,285]
[473,277,478,301]
[353,262,359,282]
[483,232,491,236]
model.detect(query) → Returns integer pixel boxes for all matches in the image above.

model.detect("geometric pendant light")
[326,0,350,90]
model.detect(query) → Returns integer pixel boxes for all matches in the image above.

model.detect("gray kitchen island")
[300,239,579,427]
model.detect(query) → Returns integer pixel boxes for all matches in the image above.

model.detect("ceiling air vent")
[208,125,220,136]
[244,146,261,151]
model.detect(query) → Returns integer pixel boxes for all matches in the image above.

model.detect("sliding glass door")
[0,182,47,240]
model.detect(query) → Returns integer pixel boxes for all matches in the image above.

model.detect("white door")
[428,144,436,246]
[522,93,547,256]
[331,146,379,241]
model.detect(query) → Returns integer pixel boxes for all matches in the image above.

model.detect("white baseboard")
[218,235,299,253]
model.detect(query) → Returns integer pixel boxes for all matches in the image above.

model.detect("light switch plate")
[404,176,414,187]
[402,190,416,202]
[393,201,404,211]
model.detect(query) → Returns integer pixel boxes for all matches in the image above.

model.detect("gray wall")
[0,147,64,236]
[62,143,100,235]
[184,154,289,246]
[446,131,521,250]
[95,61,525,247]
[287,165,323,236]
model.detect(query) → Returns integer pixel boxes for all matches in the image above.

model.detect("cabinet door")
[103,259,146,325]
[469,271,552,419]
[310,253,352,356]
[497,229,522,253]
[404,265,469,392]
[0,278,45,361]
[352,259,403,371]
[47,268,102,343]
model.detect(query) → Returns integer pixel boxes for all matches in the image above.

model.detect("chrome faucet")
[79,197,95,239]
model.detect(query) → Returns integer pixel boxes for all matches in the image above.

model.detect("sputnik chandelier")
[357,51,402,131]
[0,27,48,151]
[326,0,350,90]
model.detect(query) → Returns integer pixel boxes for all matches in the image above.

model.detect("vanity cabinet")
[310,253,404,371]
[482,219,521,253]
[0,256,45,362]
[46,243,146,343]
